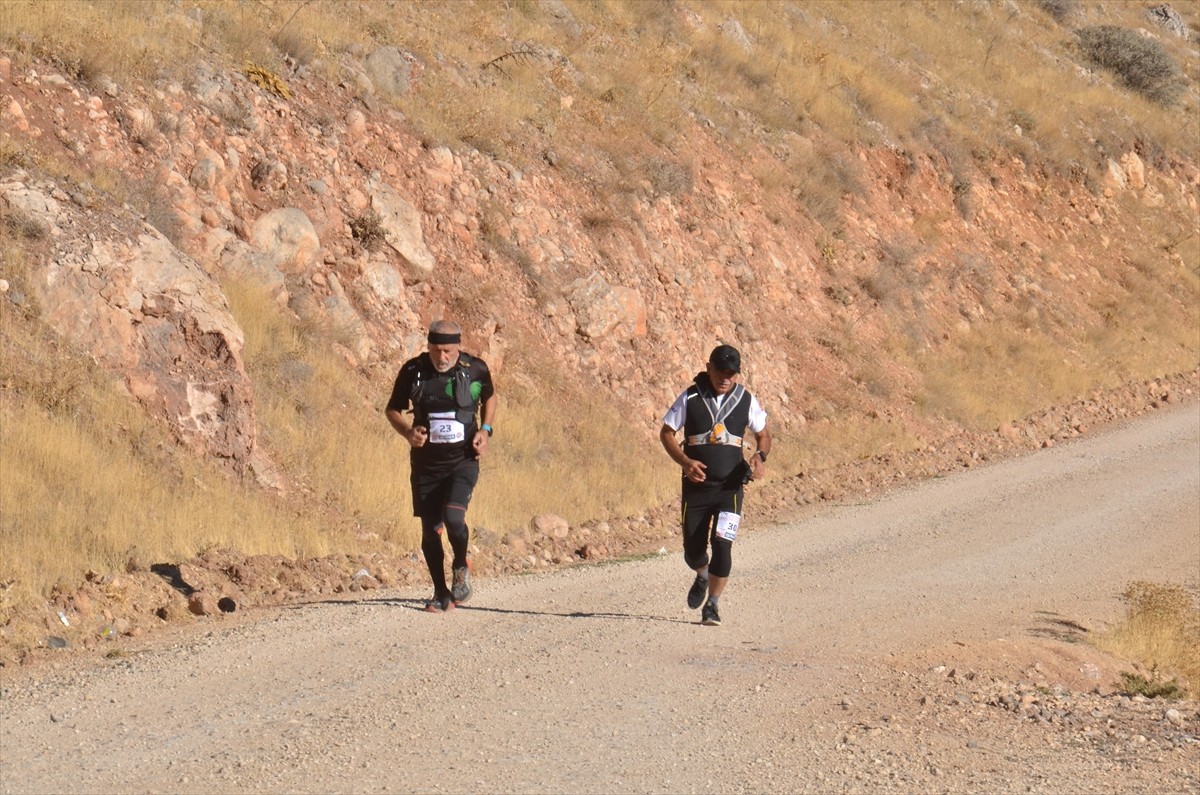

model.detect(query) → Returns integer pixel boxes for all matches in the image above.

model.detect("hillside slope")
[1,0,1197,659]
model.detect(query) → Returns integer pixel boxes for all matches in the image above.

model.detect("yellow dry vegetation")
[3,0,1196,183]
[224,279,676,547]
[244,62,292,99]
[1,2,1197,670]
[0,282,333,616]
[1095,582,1200,697]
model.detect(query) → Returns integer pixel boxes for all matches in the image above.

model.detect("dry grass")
[767,416,921,487]
[0,239,344,614]
[791,148,862,233]
[917,195,1199,430]
[1081,199,1200,384]
[0,0,370,85]
[0,289,333,618]
[0,0,166,84]
[4,0,1194,199]
[919,294,1198,431]
[472,399,677,532]
[0,396,334,609]
[1094,582,1200,698]
[225,279,676,550]
[916,323,1098,430]
[782,0,1197,181]
[222,278,408,540]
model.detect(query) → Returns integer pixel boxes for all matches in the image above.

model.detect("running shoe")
[701,601,721,626]
[451,562,472,605]
[687,573,708,609]
[424,592,455,613]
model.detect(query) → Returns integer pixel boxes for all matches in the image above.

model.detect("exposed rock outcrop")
[2,176,258,471]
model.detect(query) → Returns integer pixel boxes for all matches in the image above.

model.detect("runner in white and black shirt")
[659,345,770,626]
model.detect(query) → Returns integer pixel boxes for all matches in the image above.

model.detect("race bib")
[427,412,466,444]
[715,511,741,542]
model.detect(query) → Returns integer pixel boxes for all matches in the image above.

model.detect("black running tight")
[420,503,469,592]
[680,485,741,578]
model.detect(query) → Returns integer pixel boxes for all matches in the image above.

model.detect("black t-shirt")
[387,352,494,475]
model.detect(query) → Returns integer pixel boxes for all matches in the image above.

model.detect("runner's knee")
[443,503,469,545]
[419,514,443,540]
[683,548,710,571]
[708,538,732,578]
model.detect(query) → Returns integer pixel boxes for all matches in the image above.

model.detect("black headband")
[428,331,461,344]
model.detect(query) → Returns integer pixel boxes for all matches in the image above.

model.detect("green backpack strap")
[452,355,477,426]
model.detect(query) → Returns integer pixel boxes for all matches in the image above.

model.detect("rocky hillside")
[1,0,1198,661]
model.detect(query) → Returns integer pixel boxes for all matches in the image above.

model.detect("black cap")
[708,344,741,373]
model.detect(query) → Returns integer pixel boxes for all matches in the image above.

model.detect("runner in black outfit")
[386,320,497,613]
[659,345,770,626]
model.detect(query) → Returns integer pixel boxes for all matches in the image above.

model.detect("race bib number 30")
[428,412,466,444]
[715,511,741,541]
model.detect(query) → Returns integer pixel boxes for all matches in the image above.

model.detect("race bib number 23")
[428,412,466,444]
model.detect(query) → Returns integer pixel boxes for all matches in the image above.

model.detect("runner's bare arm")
[660,424,706,483]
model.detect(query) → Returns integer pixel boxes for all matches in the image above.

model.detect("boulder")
[249,208,320,273]
[4,182,258,471]
[531,513,570,539]
[363,47,413,99]
[567,273,646,340]
[367,181,436,273]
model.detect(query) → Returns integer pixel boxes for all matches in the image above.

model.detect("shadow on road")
[305,596,695,625]
[1028,610,1090,643]
[150,563,195,596]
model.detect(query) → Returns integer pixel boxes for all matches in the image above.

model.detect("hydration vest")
[410,353,479,429]
[682,374,752,484]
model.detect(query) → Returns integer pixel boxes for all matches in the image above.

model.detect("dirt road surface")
[3,404,1198,794]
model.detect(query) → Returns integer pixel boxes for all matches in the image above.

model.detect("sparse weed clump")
[1036,0,1076,24]
[1119,671,1186,699]
[348,210,386,252]
[272,27,319,67]
[1,205,46,242]
[1096,581,1200,698]
[643,155,693,198]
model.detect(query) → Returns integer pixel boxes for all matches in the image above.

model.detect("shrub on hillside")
[1036,0,1075,23]
[644,156,693,198]
[1,205,46,241]
[273,29,318,66]
[1076,25,1184,106]
[348,210,386,252]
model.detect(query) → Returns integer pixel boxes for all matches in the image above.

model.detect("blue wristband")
[481,423,493,436]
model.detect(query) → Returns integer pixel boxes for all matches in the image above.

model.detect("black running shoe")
[701,601,721,626]
[451,562,472,605]
[424,592,455,613]
[687,574,708,609]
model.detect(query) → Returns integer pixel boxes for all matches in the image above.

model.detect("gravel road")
[2,404,1197,795]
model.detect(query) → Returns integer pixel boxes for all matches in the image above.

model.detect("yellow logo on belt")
[709,422,725,444]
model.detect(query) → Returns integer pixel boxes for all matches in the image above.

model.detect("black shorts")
[680,482,743,566]
[411,459,480,518]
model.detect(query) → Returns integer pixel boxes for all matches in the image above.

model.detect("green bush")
[1119,671,1185,699]
[1076,26,1183,106]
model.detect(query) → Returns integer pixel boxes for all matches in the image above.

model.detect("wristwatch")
[756,450,768,462]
